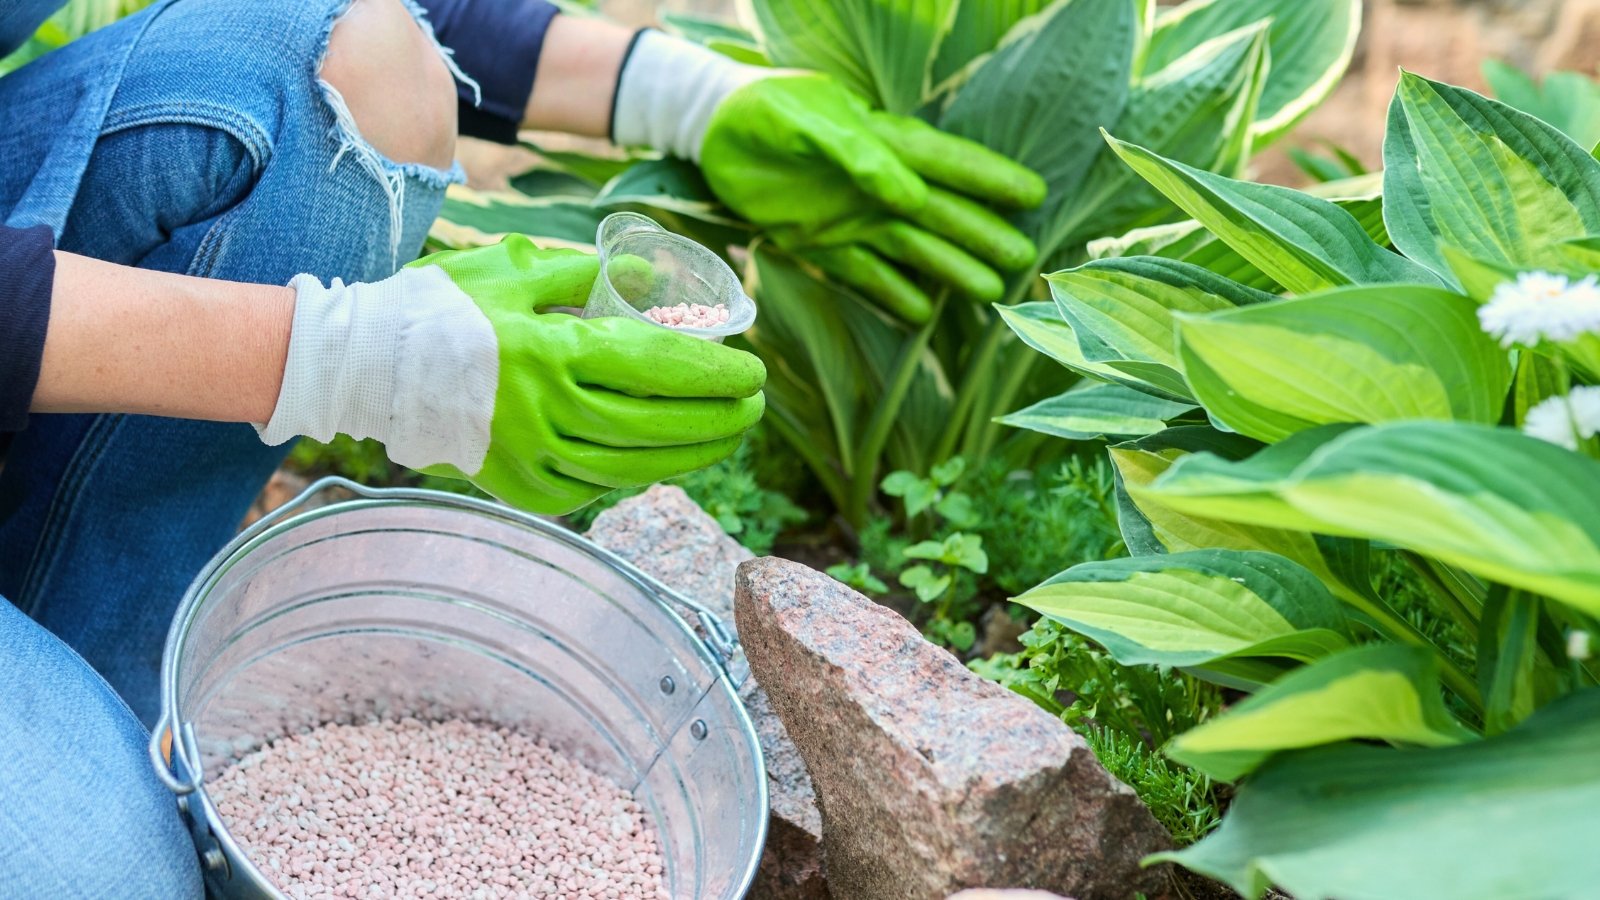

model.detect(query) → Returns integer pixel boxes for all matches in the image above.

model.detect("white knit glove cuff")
[257,267,499,474]
[611,29,772,163]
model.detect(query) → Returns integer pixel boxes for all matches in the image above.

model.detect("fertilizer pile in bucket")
[209,717,670,899]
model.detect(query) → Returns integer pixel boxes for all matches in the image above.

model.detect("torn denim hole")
[317,0,477,269]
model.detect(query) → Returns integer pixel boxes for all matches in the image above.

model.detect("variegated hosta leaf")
[1165,644,1474,782]
[1137,420,1600,616]
[429,185,605,251]
[1052,17,1272,253]
[1018,549,1351,689]
[1108,138,1439,293]
[928,0,1050,93]
[1175,284,1513,442]
[998,381,1196,441]
[1156,688,1600,900]
[1383,72,1600,283]
[941,0,1135,258]
[1046,256,1274,401]
[744,0,957,114]
[1107,427,1378,615]
[1144,0,1361,147]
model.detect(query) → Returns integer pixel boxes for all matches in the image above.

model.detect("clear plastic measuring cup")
[582,212,756,342]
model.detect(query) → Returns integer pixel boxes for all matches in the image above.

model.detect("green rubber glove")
[412,238,768,513]
[262,235,766,516]
[700,75,1047,323]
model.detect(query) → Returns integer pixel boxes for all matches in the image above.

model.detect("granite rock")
[735,557,1171,900]
[584,487,826,898]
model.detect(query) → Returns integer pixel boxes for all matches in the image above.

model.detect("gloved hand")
[257,235,767,514]
[611,31,1048,324]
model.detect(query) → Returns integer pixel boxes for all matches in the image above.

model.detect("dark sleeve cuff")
[0,224,55,433]
[416,0,561,144]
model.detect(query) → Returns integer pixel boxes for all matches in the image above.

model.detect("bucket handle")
[149,716,202,795]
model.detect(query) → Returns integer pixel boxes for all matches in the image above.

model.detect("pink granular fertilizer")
[209,718,670,899]
[643,302,730,329]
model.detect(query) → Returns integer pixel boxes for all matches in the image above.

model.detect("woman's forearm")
[33,251,293,423]
[521,14,633,137]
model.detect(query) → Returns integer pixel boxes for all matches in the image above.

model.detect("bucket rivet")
[690,719,708,740]
[176,795,190,818]
[203,849,227,871]
[659,676,676,695]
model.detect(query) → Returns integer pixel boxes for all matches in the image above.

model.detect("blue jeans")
[0,0,457,894]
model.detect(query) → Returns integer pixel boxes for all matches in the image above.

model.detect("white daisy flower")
[1569,630,1593,662]
[1523,386,1600,450]
[1477,271,1600,347]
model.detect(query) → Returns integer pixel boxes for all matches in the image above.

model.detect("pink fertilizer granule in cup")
[208,718,670,899]
[642,302,730,329]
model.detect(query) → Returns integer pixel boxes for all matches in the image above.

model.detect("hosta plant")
[431,0,1361,526]
[1002,69,1600,897]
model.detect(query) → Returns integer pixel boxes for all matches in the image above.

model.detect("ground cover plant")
[435,0,1362,528]
[1000,67,1600,897]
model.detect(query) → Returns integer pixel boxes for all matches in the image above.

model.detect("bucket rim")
[149,475,769,899]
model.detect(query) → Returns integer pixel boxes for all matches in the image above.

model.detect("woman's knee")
[0,601,202,898]
[321,0,460,172]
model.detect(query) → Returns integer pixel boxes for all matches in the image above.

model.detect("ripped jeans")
[0,0,461,894]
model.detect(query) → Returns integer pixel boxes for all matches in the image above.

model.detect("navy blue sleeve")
[0,224,54,433]
[418,0,561,144]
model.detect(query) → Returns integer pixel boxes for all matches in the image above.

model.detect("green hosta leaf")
[429,186,605,250]
[1109,139,1437,294]
[1383,72,1600,283]
[929,0,1050,91]
[1056,20,1270,250]
[941,0,1134,257]
[999,382,1197,441]
[1483,60,1600,157]
[748,0,957,114]
[1087,174,1388,293]
[1165,644,1474,782]
[1018,549,1350,689]
[1144,0,1360,147]
[508,168,599,200]
[997,302,1132,385]
[518,141,639,186]
[1108,428,1378,612]
[1156,688,1600,900]
[663,12,758,46]
[1176,284,1513,442]
[1141,420,1600,616]
[1048,256,1275,401]
[593,158,744,226]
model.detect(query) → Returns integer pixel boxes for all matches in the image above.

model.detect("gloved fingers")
[904,187,1038,272]
[800,107,929,216]
[863,221,1005,302]
[867,113,1048,209]
[601,254,658,306]
[806,247,934,324]
[550,435,745,489]
[553,390,766,448]
[569,318,767,399]
[412,234,601,313]
[506,465,614,516]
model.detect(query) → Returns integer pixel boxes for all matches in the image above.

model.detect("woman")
[0,0,1042,891]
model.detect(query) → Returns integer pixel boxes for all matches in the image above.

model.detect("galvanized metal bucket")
[149,477,768,898]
